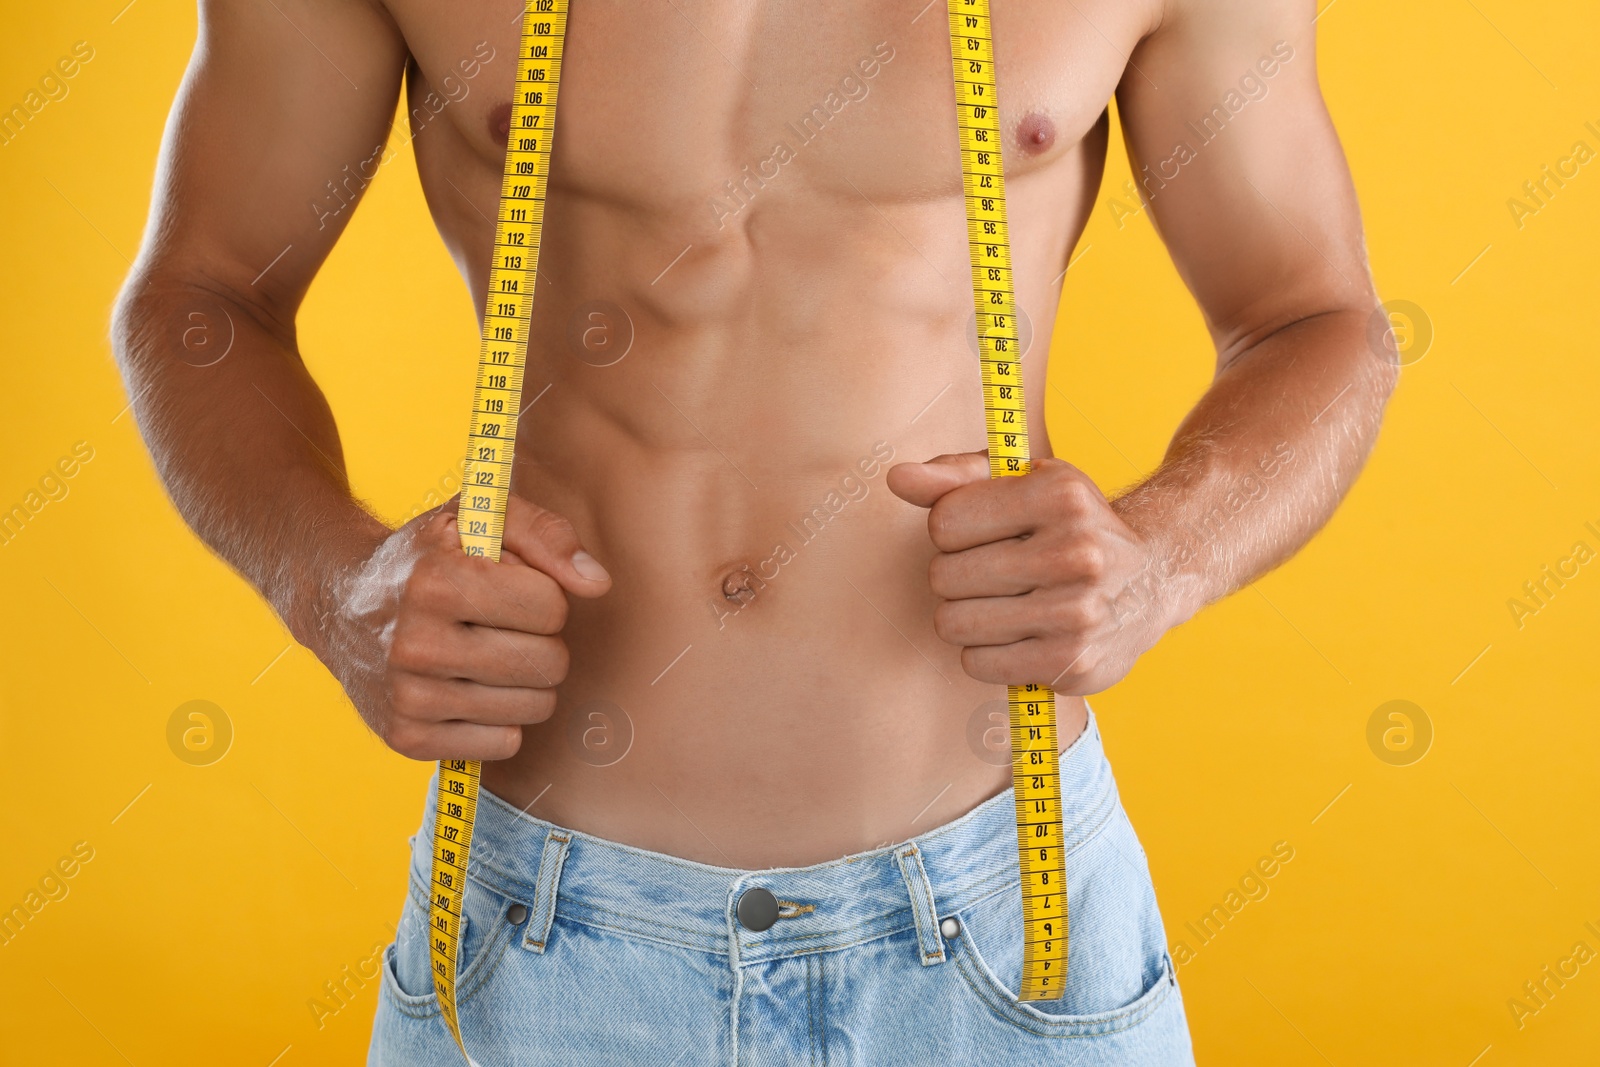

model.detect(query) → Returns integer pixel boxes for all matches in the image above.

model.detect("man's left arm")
[887,0,1396,691]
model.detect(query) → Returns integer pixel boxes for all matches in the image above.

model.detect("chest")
[382,0,1152,214]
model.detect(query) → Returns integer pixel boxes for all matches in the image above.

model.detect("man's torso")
[377,0,1156,866]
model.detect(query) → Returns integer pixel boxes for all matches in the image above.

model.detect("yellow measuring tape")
[426,1,1064,1056]
[947,0,1069,1002]
[427,1,568,1059]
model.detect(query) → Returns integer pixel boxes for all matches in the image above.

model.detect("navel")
[488,101,513,143]
[1017,111,1056,155]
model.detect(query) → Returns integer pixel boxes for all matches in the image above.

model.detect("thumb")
[495,493,613,599]
[885,450,992,508]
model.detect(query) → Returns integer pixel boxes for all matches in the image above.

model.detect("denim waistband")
[410,708,1119,967]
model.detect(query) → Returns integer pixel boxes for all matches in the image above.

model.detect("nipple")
[488,101,513,143]
[1017,112,1056,155]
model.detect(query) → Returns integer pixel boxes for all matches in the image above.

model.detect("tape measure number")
[428,1,570,1060]
[947,0,1069,1000]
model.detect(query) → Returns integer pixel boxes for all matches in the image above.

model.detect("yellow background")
[3,1,1597,1064]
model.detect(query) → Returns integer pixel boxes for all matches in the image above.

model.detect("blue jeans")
[369,709,1194,1065]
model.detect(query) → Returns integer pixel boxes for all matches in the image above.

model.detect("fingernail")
[572,551,610,581]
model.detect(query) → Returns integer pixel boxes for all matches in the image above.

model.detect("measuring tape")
[425,2,1062,1056]
[947,0,1069,1000]
[427,1,569,1060]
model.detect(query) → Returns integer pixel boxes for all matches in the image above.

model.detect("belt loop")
[523,829,571,953]
[895,844,946,966]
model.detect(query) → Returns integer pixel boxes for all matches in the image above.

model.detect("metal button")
[737,887,780,932]
[940,917,961,939]
[507,903,530,925]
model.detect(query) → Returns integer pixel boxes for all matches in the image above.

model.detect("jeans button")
[737,886,779,932]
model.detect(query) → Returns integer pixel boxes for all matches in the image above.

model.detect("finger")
[935,587,1109,648]
[416,548,569,635]
[389,719,527,762]
[929,537,1044,599]
[926,475,1039,553]
[934,593,1043,648]
[927,460,1104,553]
[451,628,569,689]
[885,450,992,508]
[958,639,1089,689]
[500,494,612,599]
[930,531,1107,599]
[394,674,559,727]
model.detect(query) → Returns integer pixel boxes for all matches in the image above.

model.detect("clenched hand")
[319,495,611,760]
[887,451,1169,694]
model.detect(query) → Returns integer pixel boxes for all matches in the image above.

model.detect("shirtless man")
[114,0,1391,1062]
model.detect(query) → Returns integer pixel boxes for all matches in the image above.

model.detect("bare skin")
[113,0,1393,869]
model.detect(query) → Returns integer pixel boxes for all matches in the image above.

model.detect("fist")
[323,494,611,761]
[887,450,1163,693]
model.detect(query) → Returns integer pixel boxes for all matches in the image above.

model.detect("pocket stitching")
[946,817,1174,1039]
[950,932,1174,1038]
[379,870,519,1020]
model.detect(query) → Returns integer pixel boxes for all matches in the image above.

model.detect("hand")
[886,450,1167,693]
[319,494,611,761]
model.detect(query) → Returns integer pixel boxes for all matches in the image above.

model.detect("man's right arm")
[114,0,408,643]
[113,0,610,759]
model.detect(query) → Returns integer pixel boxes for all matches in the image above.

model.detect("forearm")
[1108,306,1395,631]
[112,275,390,654]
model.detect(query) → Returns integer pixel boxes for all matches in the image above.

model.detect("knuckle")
[388,627,436,673]
[387,673,429,716]
[487,726,524,760]
[959,647,1005,685]
[530,508,578,548]
[927,503,962,549]
[385,720,428,760]
[405,558,449,606]
[525,638,569,686]
[522,689,558,723]
[1070,539,1107,580]
[1058,640,1096,678]
[1055,477,1096,515]
[1052,594,1096,632]
[536,585,569,632]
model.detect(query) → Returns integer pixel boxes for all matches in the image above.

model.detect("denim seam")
[558,899,732,947]
[951,804,1119,922]
[524,832,570,952]
[896,844,947,966]
[806,953,818,1067]
[930,789,1118,918]
[949,935,1173,1038]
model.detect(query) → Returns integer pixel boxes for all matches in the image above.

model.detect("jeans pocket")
[381,864,516,1017]
[949,816,1175,1037]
